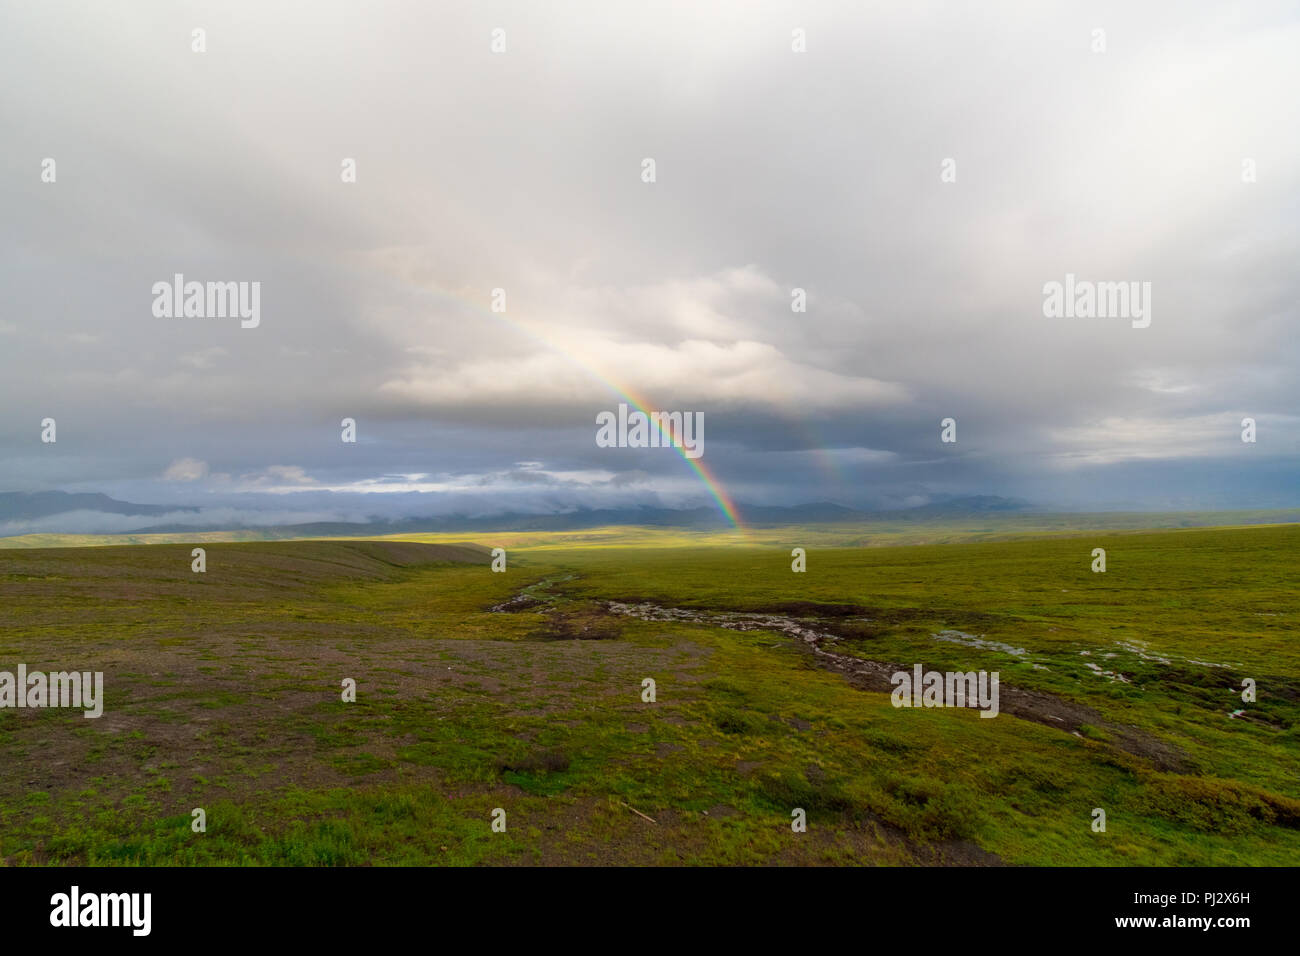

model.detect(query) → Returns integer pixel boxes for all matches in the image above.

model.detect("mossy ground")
[0,526,1296,865]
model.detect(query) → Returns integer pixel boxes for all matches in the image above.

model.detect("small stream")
[488,574,576,612]
[488,581,1210,766]
[604,600,902,687]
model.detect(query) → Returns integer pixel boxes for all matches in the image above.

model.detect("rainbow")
[397,279,746,530]
[605,388,744,529]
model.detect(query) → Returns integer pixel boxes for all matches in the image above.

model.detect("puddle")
[931,630,1027,656]
[1113,639,1236,670]
[1081,660,1131,683]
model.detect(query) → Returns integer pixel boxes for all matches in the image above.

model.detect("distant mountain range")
[0,491,198,521]
[0,490,1031,536]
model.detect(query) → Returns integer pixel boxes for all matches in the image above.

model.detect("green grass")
[0,525,1296,865]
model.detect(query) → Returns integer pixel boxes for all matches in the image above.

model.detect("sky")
[1,0,1298,533]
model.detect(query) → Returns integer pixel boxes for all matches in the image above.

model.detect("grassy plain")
[0,524,1296,865]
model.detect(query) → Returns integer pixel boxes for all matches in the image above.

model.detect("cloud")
[162,458,209,482]
[237,465,319,489]
[179,347,228,369]
[379,335,907,412]
[0,0,1296,518]
[1045,413,1300,467]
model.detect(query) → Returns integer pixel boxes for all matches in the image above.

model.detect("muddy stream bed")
[492,578,1190,770]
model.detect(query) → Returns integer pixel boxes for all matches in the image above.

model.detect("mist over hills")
[0,490,1033,537]
[0,491,198,521]
[4,491,1299,541]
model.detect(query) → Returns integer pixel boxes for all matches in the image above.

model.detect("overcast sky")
[2,0,1298,531]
